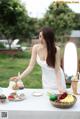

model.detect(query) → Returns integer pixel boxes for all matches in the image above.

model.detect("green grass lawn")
[0,47,80,89]
[0,52,42,88]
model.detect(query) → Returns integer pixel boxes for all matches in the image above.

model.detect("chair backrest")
[11,39,19,46]
[64,42,78,77]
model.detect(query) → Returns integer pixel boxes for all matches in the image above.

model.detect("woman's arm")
[55,47,65,93]
[10,45,37,80]
[20,45,37,79]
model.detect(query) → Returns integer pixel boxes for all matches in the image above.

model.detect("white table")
[0,88,80,119]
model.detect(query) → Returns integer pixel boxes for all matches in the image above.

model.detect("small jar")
[17,80,24,90]
[77,80,80,94]
[9,80,18,90]
[0,94,7,103]
[71,76,78,94]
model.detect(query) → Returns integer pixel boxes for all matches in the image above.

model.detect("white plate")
[14,97,25,101]
[32,91,43,97]
[9,94,26,101]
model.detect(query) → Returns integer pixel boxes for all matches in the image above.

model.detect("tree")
[73,14,80,30]
[0,0,36,48]
[40,2,79,42]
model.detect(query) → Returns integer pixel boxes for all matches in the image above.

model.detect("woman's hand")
[10,76,20,81]
[10,72,21,81]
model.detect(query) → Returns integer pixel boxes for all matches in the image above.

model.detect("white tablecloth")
[0,88,80,119]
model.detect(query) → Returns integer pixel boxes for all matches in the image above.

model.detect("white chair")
[4,39,21,49]
[11,39,21,49]
[64,42,78,77]
[64,42,78,84]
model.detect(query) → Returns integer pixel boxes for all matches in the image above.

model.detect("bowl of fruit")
[48,92,77,108]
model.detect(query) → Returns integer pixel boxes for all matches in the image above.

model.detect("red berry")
[58,92,67,100]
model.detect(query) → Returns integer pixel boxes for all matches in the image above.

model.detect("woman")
[10,27,66,93]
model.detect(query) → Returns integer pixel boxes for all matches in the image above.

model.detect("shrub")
[13,51,31,58]
[0,43,5,49]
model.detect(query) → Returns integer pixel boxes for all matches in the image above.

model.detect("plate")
[14,96,25,101]
[50,95,77,108]
[8,93,26,101]
[32,91,43,97]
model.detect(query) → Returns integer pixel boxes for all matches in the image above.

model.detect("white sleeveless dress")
[36,54,66,90]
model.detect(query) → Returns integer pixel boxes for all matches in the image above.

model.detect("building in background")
[69,30,80,47]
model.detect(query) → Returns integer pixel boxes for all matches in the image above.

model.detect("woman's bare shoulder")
[32,44,42,52]
[33,44,41,49]
[33,44,43,50]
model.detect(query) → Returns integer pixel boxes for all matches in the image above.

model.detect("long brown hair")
[41,27,57,68]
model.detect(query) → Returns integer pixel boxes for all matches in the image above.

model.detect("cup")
[71,80,78,94]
